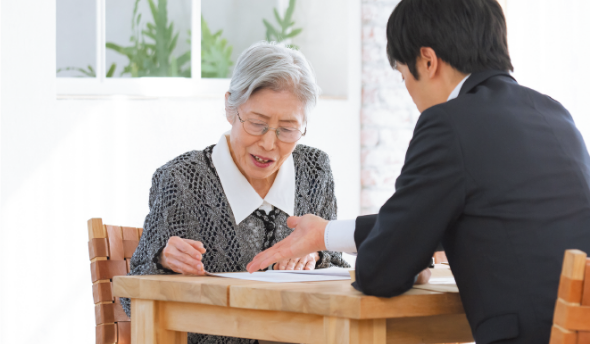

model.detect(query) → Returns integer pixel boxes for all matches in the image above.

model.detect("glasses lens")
[242,117,304,143]
[244,120,266,135]
[278,127,302,143]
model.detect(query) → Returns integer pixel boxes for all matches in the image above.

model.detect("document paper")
[412,268,459,293]
[206,267,353,283]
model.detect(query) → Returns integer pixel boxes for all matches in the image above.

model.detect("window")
[57,0,354,98]
[201,0,349,98]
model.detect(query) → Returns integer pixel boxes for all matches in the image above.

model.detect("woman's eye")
[251,122,266,129]
[280,127,296,133]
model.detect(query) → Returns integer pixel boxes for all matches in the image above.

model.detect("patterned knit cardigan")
[121,144,350,344]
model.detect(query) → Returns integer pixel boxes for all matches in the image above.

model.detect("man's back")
[353,70,590,344]
[439,70,590,343]
[246,1,590,342]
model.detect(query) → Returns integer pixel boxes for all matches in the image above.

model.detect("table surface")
[113,268,465,320]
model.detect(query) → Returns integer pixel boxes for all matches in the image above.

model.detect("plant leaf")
[169,32,179,52]
[285,28,302,38]
[263,19,279,40]
[284,0,296,28]
[147,0,158,23]
[177,50,191,67]
[273,8,283,26]
[106,63,116,77]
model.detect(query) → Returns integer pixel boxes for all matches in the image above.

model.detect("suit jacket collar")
[459,70,516,96]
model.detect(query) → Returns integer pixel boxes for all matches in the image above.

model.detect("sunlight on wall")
[1,1,359,341]
[506,0,590,142]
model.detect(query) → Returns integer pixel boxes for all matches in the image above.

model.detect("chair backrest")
[550,249,590,344]
[88,218,142,344]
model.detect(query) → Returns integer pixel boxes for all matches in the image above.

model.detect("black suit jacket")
[353,70,590,344]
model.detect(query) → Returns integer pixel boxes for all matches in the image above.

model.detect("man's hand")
[160,236,207,275]
[434,251,448,264]
[274,252,319,270]
[247,214,328,273]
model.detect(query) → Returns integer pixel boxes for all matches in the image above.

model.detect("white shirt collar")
[447,74,471,101]
[211,132,295,225]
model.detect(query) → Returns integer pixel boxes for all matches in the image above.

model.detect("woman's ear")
[225,92,234,125]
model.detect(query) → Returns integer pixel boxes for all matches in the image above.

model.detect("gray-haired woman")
[121,42,350,344]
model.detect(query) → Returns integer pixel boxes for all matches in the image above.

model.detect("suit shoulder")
[414,104,453,130]
[293,144,332,172]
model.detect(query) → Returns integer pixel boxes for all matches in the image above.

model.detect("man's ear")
[419,47,439,79]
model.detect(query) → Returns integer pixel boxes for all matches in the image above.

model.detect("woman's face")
[228,88,305,183]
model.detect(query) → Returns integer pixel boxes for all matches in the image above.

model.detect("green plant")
[56,62,116,78]
[201,16,233,78]
[106,0,191,77]
[263,0,302,48]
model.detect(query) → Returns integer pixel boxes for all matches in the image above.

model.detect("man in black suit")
[248,0,590,342]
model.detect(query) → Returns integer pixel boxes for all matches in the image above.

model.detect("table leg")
[131,299,187,344]
[323,317,386,344]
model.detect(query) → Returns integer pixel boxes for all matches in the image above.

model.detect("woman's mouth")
[250,154,275,167]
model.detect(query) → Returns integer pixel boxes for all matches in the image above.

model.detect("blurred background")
[1,0,589,342]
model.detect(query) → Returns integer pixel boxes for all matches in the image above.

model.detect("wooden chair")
[88,218,142,344]
[550,249,590,344]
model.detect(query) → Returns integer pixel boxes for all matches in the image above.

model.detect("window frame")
[56,0,359,98]
[57,0,205,97]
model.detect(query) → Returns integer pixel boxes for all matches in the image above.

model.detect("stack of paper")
[206,267,353,283]
[412,269,459,293]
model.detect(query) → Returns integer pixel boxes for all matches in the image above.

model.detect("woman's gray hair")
[226,41,320,122]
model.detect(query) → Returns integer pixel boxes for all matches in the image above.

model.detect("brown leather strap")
[88,238,109,260]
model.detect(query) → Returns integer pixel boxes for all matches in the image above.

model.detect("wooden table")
[113,269,473,344]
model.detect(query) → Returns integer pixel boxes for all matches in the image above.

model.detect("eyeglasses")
[237,112,306,143]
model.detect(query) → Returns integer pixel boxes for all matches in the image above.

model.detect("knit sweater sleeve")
[121,158,201,316]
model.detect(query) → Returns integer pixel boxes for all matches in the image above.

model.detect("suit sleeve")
[353,107,465,297]
[355,214,377,247]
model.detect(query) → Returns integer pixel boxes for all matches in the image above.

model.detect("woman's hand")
[273,252,319,271]
[160,236,207,275]
[415,268,432,284]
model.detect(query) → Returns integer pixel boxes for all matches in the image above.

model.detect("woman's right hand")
[160,236,207,275]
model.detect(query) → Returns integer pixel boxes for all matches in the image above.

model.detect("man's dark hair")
[387,0,513,79]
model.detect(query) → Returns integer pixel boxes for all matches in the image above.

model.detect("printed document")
[206,267,353,283]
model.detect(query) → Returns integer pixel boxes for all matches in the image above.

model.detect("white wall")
[202,0,276,68]
[0,0,360,343]
[292,0,349,98]
[506,0,590,142]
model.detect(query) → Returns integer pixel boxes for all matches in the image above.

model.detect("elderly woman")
[121,42,349,344]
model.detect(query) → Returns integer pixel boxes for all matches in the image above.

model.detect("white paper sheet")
[206,267,353,283]
[428,276,456,284]
[266,267,353,277]
[412,274,459,293]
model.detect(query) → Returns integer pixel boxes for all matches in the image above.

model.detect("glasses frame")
[236,112,307,143]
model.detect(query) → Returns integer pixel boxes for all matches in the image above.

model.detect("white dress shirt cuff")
[324,219,357,254]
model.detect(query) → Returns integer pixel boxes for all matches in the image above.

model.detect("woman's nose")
[259,130,277,150]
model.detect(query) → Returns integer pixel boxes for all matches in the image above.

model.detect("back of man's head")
[387,0,513,79]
